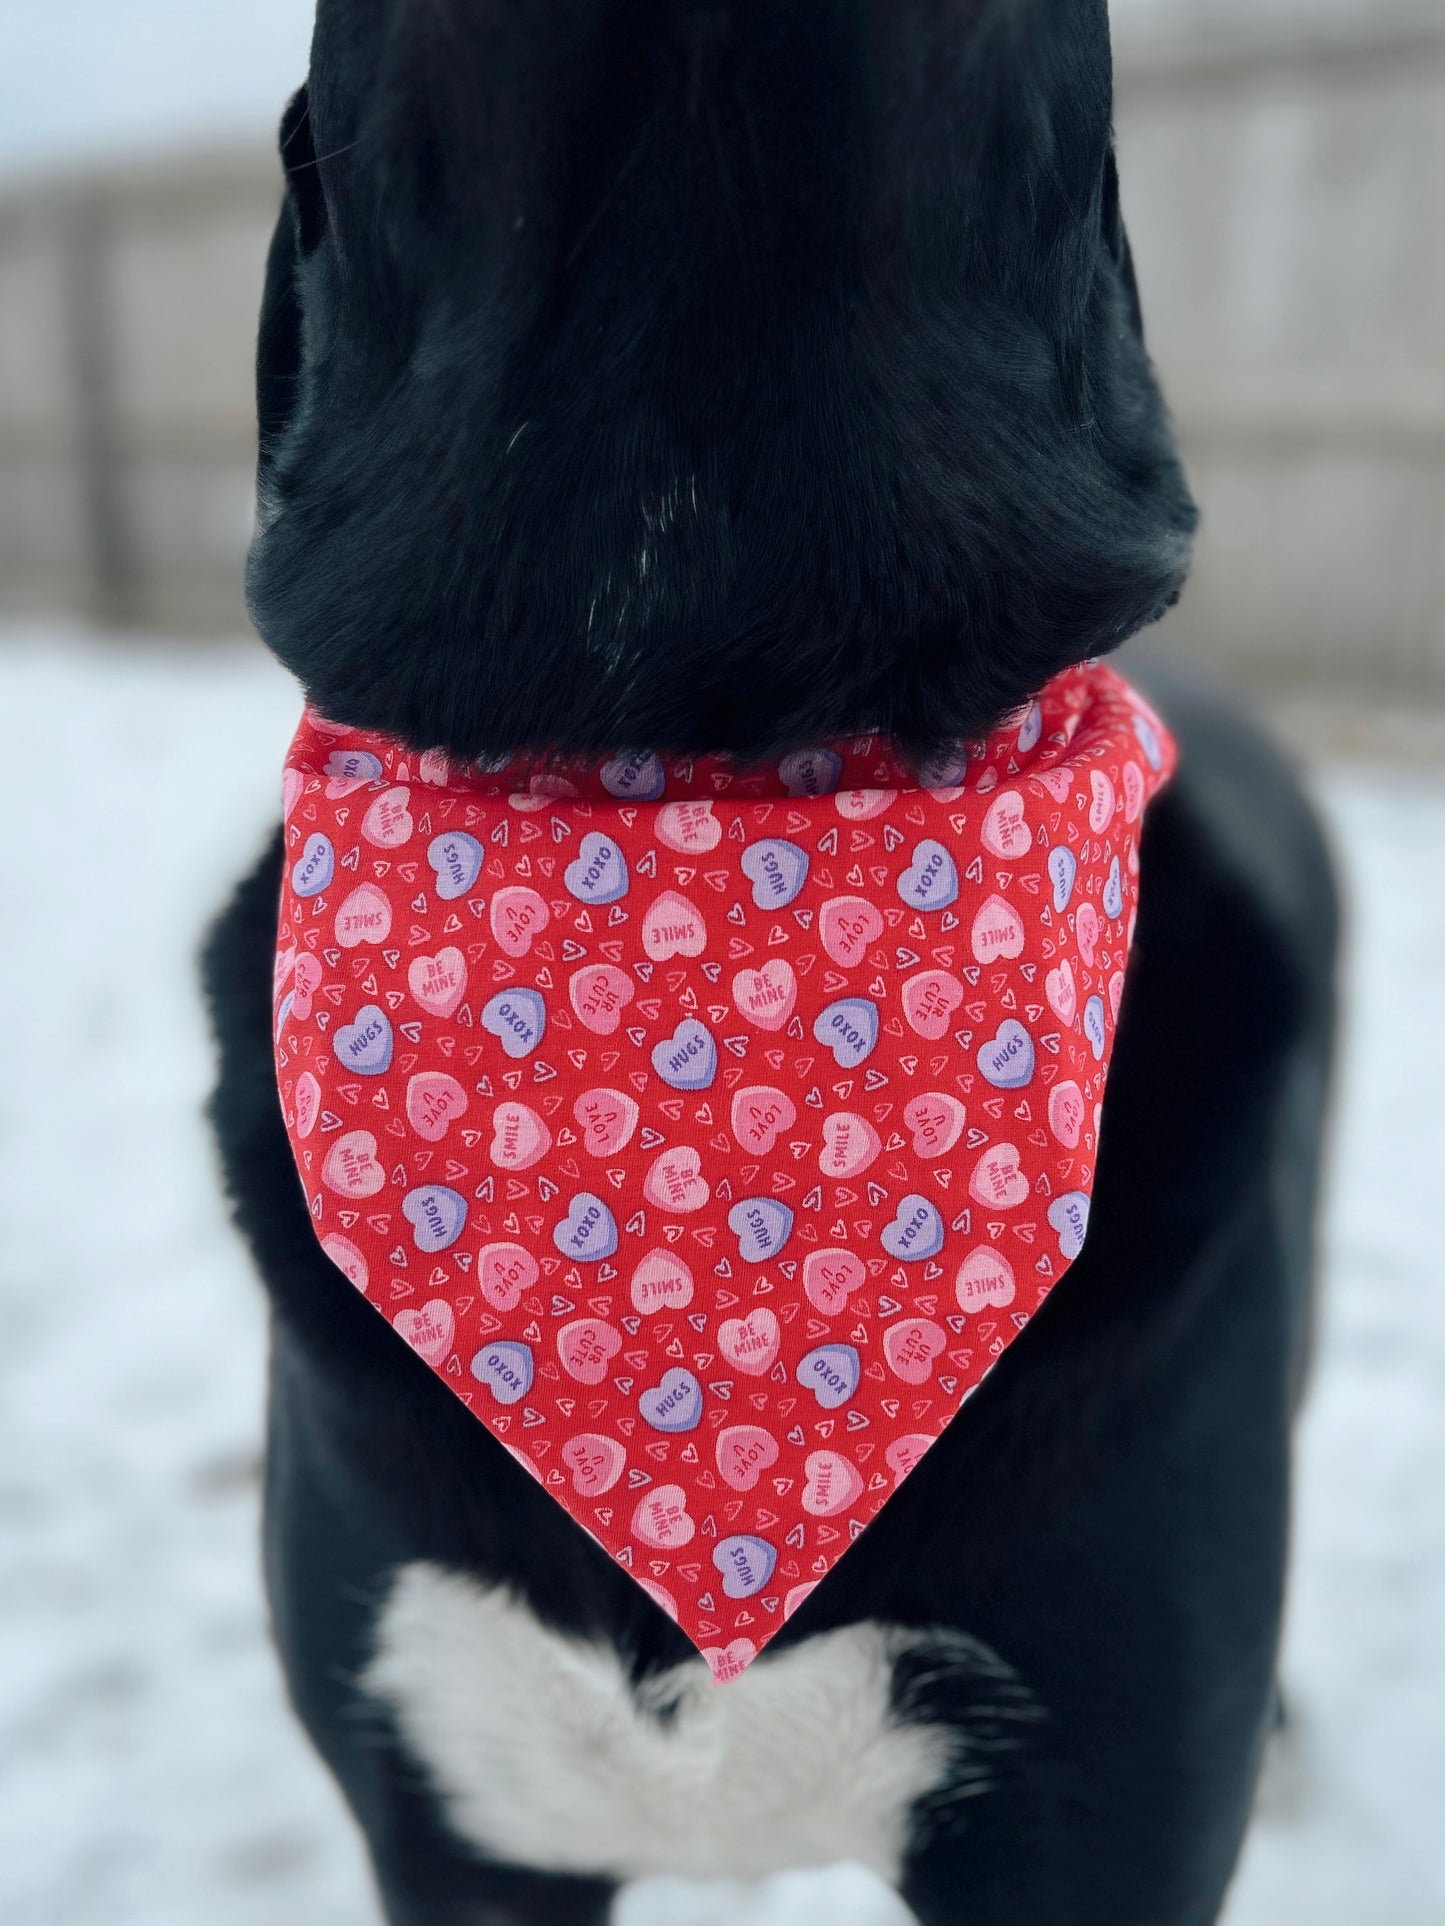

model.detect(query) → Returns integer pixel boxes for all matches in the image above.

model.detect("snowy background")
[0,628,1442,1926]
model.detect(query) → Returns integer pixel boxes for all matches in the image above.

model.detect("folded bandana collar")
[275,663,1174,1679]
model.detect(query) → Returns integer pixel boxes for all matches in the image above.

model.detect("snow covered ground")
[1,628,1441,1926]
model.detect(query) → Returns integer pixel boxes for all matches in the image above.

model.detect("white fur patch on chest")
[362,1563,965,1885]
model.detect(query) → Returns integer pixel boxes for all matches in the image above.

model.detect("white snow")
[0,627,1440,1925]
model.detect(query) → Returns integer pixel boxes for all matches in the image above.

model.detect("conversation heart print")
[274,665,1174,1678]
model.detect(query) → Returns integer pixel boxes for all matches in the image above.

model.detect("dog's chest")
[363,1563,967,1886]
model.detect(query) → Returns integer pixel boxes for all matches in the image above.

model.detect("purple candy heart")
[741,839,809,908]
[291,833,334,898]
[813,998,878,1069]
[403,1184,467,1253]
[1103,855,1124,920]
[639,1367,703,1433]
[334,1004,393,1076]
[1132,712,1163,771]
[1048,1190,1090,1261]
[1048,846,1077,913]
[1084,995,1107,1062]
[779,748,842,797]
[553,1192,619,1263]
[880,1195,946,1262]
[427,831,483,901]
[977,1019,1034,1091]
[651,1018,717,1091]
[565,831,629,905]
[713,1534,777,1599]
[482,988,546,1059]
[471,1340,534,1405]
[728,1197,794,1263]
[324,749,382,782]
[600,753,666,801]
[897,839,959,913]
[796,1343,860,1409]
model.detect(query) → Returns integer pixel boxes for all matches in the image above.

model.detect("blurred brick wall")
[1,7,1442,697]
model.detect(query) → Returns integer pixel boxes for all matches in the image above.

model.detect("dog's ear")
[256,88,326,494]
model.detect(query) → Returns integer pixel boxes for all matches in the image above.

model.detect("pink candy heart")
[490,1100,551,1171]
[903,1091,966,1158]
[334,883,391,949]
[1076,901,1099,969]
[630,1248,695,1315]
[970,893,1025,965]
[293,1070,321,1140]
[320,1232,368,1292]
[981,788,1031,859]
[820,895,885,969]
[717,1308,781,1376]
[361,786,414,848]
[655,800,722,853]
[291,952,323,1020]
[632,1483,695,1549]
[406,1071,468,1143]
[408,946,467,1018]
[1048,1080,1085,1149]
[490,885,550,958]
[833,789,896,822]
[1109,969,1126,1023]
[1045,957,1078,1026]
[1089,769,1116,834]
[574,1086,639,1157]
[478,1241,539,1312]
[394,1299,455,1366]
[562,1433,626,1497]
[884,1434,934,1486]
[703,1638,758,1683]
[715,1425,780,1492]
[569,964,634,1035]
[969,1142,1030,1209]
[1122,760,1145,823]
[802,1247,867,1316]
[955,1247,1016,1314]
[731,959,797,1031]
[557,1317,622,1385]
[731,1086,797,1156]
[802,1448,864,1517]
[883,1317,946,1385]
[642,890,708,961]
[322,1129,385,1198]
[1035,766,1073,804]
[643,1146,710,1213]
[819,1111,881,1179]
[901,969,964,1042]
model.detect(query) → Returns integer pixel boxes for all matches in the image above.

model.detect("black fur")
[205,4,1337,1921]
[246,0,1195,763]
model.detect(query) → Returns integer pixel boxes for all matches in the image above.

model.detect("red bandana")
[274,664,1173,1679]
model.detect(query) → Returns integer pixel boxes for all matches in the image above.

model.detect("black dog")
[206,4,1337,1921]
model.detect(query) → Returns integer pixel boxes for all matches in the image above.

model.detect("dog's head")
[247,0,1194,762]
